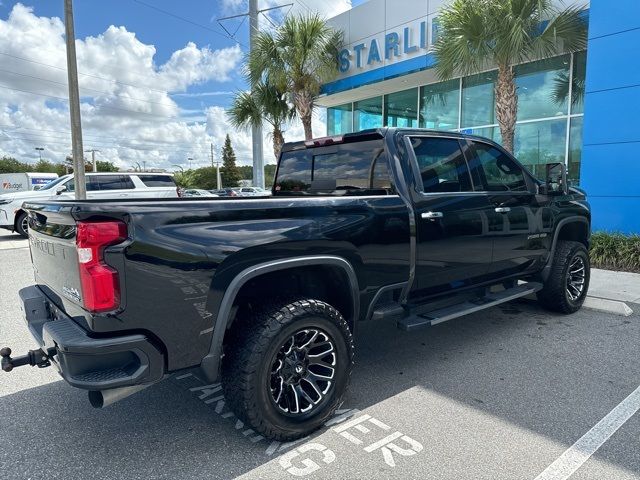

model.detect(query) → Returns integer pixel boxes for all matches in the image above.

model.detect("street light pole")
[64,0,86,199]
[188,157,193,170]
[85,149,99,172]
[35,147,44,161]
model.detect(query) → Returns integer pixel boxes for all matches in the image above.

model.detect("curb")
[583,296,634,317]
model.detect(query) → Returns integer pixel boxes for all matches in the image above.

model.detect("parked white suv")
[0,172,179,237]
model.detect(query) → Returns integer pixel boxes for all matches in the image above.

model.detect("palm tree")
[247,13,342,141]
[227,82,294,160]
[434,0,587,153]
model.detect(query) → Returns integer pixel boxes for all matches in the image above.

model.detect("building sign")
[338,19,436,74]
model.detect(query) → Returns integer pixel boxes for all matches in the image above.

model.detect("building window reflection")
[384,88,418,127]
[419,79,459,130]
[354,96,383,130]
[327,103,353,135]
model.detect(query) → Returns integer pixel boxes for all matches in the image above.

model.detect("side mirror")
[55,185,68,195]
[539,162,567,195]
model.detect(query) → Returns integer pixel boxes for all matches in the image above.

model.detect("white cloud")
[0,3,327,175]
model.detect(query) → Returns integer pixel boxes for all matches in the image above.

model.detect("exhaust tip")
[88,390,105,408]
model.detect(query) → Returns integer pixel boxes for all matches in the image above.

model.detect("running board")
[397,282,542,332]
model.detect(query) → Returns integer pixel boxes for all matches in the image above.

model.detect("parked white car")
[0,172,179,237]
[183,189,218,198]
[238,187,272,196]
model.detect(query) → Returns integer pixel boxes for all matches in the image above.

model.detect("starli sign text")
[338,18,439,74]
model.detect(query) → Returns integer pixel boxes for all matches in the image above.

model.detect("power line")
[0,67,179,108]
[0,51,169,95]
[131,0,248,48]
[0,82,205,122]
[1,131,215,153]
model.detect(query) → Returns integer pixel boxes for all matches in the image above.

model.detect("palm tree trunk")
[294,90,314,141]
[272,126,285,160]
[495,65,518,153]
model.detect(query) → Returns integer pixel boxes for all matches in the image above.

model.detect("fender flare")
[199,255,360,382]
[540,216,590,281]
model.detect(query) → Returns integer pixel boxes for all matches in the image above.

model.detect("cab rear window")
[275,140,394,195]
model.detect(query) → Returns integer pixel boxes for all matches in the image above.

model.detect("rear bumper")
[19,285,164,390]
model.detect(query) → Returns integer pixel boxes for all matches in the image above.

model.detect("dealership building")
[318,0,639,233]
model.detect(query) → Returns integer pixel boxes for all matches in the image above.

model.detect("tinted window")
[138,175,176,187]
[94,175,125,190]
[470,142,528,192]
[410,137,472,193]
[275,151,312,192]
[275,140,393,195]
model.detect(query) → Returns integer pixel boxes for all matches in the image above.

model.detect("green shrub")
[590,232,640,273]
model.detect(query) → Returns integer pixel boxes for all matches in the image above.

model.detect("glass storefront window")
[464,126,501,144]
[354,96,383,131]
[327,103,353,135]
[571,51,587,114]
[419,79,459,130]
[461,71,496,128]
[568,116,583,185]
[515,56,569,120]
[384,88,418,128]
[514,119,567,179]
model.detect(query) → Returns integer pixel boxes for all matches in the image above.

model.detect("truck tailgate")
[25,207,84,310]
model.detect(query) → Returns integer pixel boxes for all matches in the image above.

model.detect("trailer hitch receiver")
[1,347,52,372]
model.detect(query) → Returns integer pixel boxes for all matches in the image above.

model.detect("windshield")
[37,175,69,191]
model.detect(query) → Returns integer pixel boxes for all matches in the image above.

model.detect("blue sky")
[0,0,358,168]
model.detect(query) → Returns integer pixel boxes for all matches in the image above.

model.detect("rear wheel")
[15,212,28,238]
[222,299,354,441]
[537,240,590,313]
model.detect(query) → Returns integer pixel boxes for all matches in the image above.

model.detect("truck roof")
[280,127,496,153]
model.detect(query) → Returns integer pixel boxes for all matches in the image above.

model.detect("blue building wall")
[581,0,640,233]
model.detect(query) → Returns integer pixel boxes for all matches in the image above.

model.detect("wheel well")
[556,220,589,249]
[224,265,356,342]
[13,209,25,229]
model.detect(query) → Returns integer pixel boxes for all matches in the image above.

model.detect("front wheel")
[537,240,590,313]
[222,299,354,441]
[15,211,28,238]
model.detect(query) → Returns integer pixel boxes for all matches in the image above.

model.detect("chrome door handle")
[421,211,444,219]
[494,207,511,213]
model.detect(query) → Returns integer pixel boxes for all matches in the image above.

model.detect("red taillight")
[76,221,127,313]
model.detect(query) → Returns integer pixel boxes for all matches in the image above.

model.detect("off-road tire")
[15,211,28,238]
[537,240,590,313]
[221,299,354,441]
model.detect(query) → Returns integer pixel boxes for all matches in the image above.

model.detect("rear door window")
[409,137,473,193]
[138,175,176,187]
[94,175,125,190]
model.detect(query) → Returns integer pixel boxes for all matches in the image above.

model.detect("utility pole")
[249,0,264,189]
[64,0,86,200]
[218,2,291,190]
[85,149,99,172]
[142,160,146,172]
[211,142,222,190]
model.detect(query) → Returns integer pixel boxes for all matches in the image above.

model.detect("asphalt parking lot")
[1,229,639,480]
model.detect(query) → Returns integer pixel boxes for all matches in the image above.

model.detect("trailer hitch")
[1,347,52,372]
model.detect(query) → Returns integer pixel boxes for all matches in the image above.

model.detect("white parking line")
[534,384,640,480]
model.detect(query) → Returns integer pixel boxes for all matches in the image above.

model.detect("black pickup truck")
[2,128,590,440]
